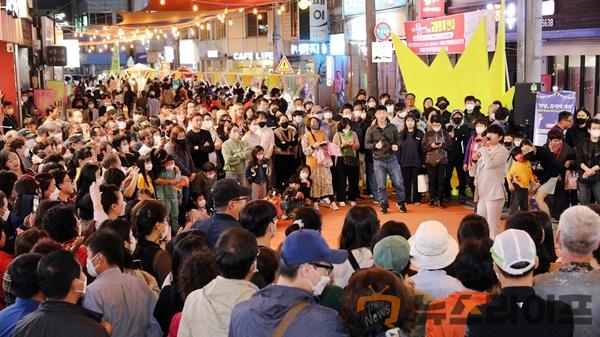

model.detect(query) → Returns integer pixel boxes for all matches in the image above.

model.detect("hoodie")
[178,276,258,337]
[229,285,349,337]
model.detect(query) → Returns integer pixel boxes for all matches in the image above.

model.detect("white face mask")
[307,265,330,296]
[250,125,260,133]
[86,254,99,278]
[466,103,475,111]
[54,133,63,142]
[117,121,127,130]
[121,144,129,153]
[324,112,333,119]
[100,135,108,142]
[513,140,522,147]
[360,112,367,120]
[591,130,600,138]
[300,172,309,180]
[432,126,441,132]
[49,188,60,200]
[206,173,216,180]
[202,120,213,130]
[386,105,394,113]
[353,110,362,118]
[145,163,153,171]
[399,111,408,118]
[475,126,486,135]
[294,116,304,124]
[368,102,376,108]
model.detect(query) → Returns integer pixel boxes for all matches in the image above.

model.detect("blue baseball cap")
[281,229,348,265]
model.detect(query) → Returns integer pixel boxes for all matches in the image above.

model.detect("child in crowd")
[266,189,283,218]
[281,175,305,219]
[246,146,270,200]
[506,140,535,215]
[190,162,217,211]
[136,156,155,197]
[296,164,313,206]
[155,153,183,233]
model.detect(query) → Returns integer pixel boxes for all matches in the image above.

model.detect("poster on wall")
[404,9,495,55]
[419,0,444,18]
[533,91,576,145]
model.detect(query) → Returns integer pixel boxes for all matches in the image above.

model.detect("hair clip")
[293,219,304,228]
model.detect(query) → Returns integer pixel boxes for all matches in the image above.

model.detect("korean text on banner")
[533,91,576,146]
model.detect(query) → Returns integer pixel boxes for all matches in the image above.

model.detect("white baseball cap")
[491,229,537,276]
[409,221,458,270]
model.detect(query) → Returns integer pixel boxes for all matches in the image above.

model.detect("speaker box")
[512,82,540,139]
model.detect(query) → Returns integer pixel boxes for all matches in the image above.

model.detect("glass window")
[584,56,596,110]
[569,55,581,97]
[217,20,226,39]
[246,12,268,37]
[554,56,565,90]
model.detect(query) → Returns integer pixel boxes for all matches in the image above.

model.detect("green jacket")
[222,139,252,174]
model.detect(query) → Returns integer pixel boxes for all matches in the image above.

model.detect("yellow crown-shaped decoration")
[391,0,514,111]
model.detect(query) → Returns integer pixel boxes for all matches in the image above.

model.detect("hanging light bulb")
[206,23,211,30]
[190,29,195,36]
[238,8,244,13]
[193,4,198,11]
[277,9,282,15]
[280,4,285,12]
[130,43,134,48]
[121,45,125,50]
[228,19,233,26]
[253,8,258,15]
[160,0,165,5]
[298,0,312,10]
[118,28,124,36]
[195,22,200,27]
[257,14,262,20]
[200,23,205,30]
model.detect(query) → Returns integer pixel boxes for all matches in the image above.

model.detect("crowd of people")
[0,76,597,337]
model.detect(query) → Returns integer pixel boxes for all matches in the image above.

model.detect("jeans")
[579,180,600,205]
[401,166,421,203]
[427,164,446,202]
[374,156,406,208]
[366,161,379,201]
[335,92,345,110]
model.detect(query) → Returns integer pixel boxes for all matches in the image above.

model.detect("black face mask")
[577,118,587,125]
[503,141,512,148]
[524,152,535,161]
[270,108,278,114]
[258,122,266,128]
[438,103,448,110]
[176,139,186,147]
[452,117,462,124]
[280,122,289,128]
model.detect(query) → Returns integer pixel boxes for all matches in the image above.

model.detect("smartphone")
[33,196,39,213]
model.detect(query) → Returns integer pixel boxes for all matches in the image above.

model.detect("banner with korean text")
[533,91,576,145]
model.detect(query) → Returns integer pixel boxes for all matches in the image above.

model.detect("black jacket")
[186,129,215,169]
[466,287,573,337]
[398,129,424,167]
[14,301,109,337]
[364,121,400,160]
[566,126,589,149]
[575,138,600,176]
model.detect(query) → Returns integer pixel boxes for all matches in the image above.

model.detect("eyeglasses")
[309,262,334,276]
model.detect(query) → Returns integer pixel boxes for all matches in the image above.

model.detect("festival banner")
[404,9,495,55]
[533,91,576,145]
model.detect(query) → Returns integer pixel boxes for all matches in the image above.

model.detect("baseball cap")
[281,229,348,265]
[409,221,458,270]
[65,134,85,147]
[17,129,35,139]
[211,178,251,206]
[373,236,411,275]
[490,229,537,276]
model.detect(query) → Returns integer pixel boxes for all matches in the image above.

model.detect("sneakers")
[398,203,407,213]
[330,202,339,210]
[339,202,346,207]
[350,201,357,207]
[429,200,435,207]
[321,197,331,204]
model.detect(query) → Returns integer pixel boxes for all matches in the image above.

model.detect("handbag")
[418,174,428,193]
[343,155,359,167]
[425,149,446,166]
[565,170,578,190]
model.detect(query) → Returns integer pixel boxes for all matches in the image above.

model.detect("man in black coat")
[444,110,470,202]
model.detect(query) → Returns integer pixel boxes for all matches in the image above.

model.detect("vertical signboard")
[310,0,329,41]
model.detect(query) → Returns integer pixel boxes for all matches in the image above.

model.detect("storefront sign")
[533,91,576,145]
[329,34,346,55]
[346,8,408,41]
[374,22,391,41]
[310,0,329,41]
[343,0,408,17]
[372,41,393,63]
[179,39,196,65]
[233,52,274,61]
[45,46,67,66]
[207,50,218,58]
[290,42,328,56]
[404,10,495,55]
[419,0,444,19]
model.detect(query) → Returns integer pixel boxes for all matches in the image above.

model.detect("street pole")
[365,0,378,96]
[516,0,526,83]
[272,4,283,63]
[524,0,542,83]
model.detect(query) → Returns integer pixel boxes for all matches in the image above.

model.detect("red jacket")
[426,290,489,337]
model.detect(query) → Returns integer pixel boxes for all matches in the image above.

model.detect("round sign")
[374,22,392,41]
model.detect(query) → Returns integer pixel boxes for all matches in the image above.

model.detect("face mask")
[49,188,60,200]
[577,118,587,125]
[86,254,99,278]
[258,122,267,128]
[121,144,129,153]
[145,162,153,171]
[386,105,394,113]
[248,125,259,133]
[88,105,94,109]
[503,141,512,148]
[166,164,175,171]
[452,117,462,124]
[314,113,323,121]
[300,172,309,180]
[117,121,127,130]
[75,274,87,296]
[360,112,367,120]
[323,112,333,119]
[294,116,304,124]
[466,103,475,111]
[100,135,108,142]
[438,103,448,110]
[307,265,330,296]
[368,102,376,108]
[475,126,486,135]
[591,130,600,138]
[353,110,362,118]
[513,140,522,147]
[206,173,216,180]
[524,152,535,161]
[280,122,289,129]
[432,126,441,132]
[202,120,213,129]
[310,124,319,131]
[176,139,186,146]
[399,111,408,118]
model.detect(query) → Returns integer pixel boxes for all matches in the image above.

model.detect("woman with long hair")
[0,150,27,177]
[301,116,336,210]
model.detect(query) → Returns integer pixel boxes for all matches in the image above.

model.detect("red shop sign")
[404,14,466,55]
[419,0,445,19]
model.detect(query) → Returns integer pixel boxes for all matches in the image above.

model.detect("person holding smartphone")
[422,115,451,207]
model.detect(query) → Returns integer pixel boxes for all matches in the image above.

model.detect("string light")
[277,9,281,15]
[280,4,285,12]
[257,14,262,20]
[253,8,258,14]
[195,22,200,27]
[206,23,211,30]
[130,43,134,48]
[228,19,233,26]
[200,24,205,30]
[160,0,165,5]
[238,8,243,13]
[193,4,198,11]
[121,46,125,50]
[225,8,228,14]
